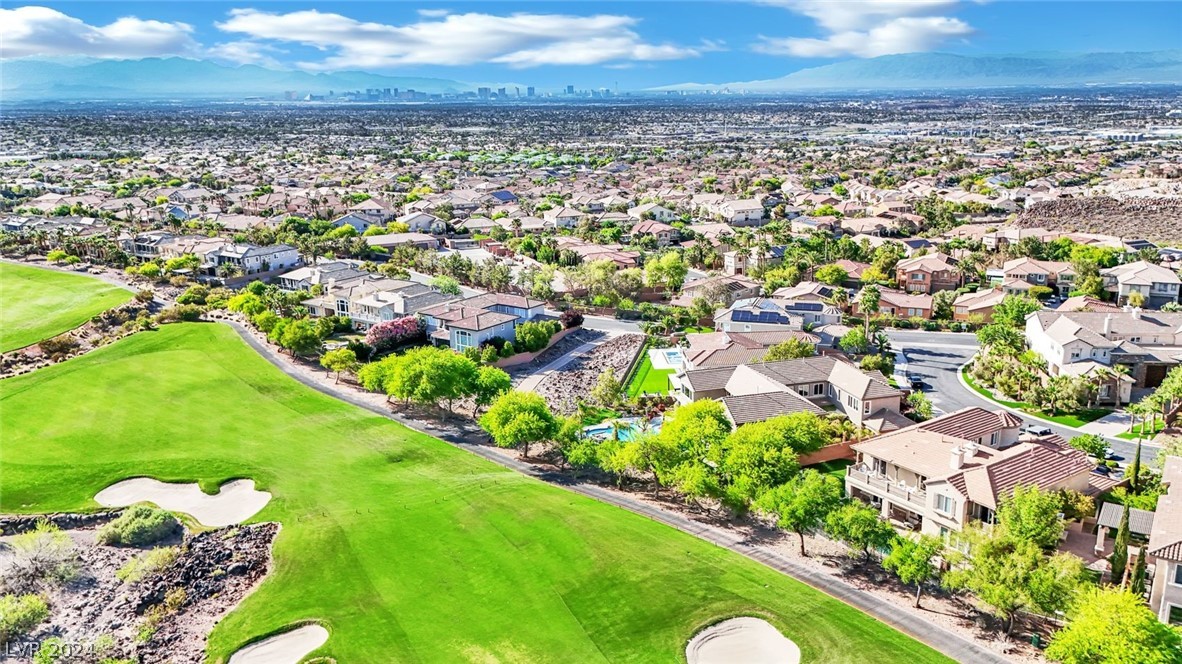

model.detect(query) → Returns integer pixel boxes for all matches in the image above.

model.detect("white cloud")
[0,6,198,59]
[207,41,284,68]
[215,8,705,69]
[756,0,973,58]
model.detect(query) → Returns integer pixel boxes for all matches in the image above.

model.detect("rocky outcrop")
[1014,196,1182,242]
[0,511,119,535]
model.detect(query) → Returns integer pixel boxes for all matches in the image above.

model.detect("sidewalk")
[1079,410,1134,437]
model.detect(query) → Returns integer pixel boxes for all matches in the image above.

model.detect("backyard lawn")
[0,323,951,664]
[807,459,854,483]
[0,262,133,352]
[961,368,1111,427]
[627,352,675,397]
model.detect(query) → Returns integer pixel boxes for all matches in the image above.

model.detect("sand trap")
[687,617,801,664]
[228,624,329,664]
[94,478,271,527]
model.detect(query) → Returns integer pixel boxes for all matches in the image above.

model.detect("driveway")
[887,330,1156,465]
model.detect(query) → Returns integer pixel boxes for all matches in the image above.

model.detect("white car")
[1021,423,1053,437]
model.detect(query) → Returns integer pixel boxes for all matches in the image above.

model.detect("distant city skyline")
[2,2,1180,89]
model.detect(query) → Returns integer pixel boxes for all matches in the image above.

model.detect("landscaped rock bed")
[0,515,277,663]
[0,301,153,379]
[534,333,645,415]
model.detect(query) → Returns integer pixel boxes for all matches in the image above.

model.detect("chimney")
[950,447,964,471]
[1132,307,1142,320]
[1103,314,1112,335]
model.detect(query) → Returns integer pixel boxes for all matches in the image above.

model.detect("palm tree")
[610,419,631,442]
[827,288,850,311]
[858,285,881,338]
[873,331,892,356]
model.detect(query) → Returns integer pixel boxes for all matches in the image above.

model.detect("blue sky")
[3,2,1179,88]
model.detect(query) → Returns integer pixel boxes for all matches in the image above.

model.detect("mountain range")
[654,50,1182,92]
[0,57,475,100]
[2,51,1180,101]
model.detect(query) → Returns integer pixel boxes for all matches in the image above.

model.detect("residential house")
[771,281,837,302]
[715,298,842,334]
[682,330,820,370]
[364,233,440,251]
[302,276,456,331]
[627,203,678,223]
[953,288,1007,323]
[1149,455,1182,626]
[276,261,366,291]
[716,199,766,225]
[1101,260,1182,308]
[846,407,1098,535]
[673,356,905,430]
[1026,309,1182,391]
[723,246,785,276]
[419,293,545,351]
[629,220,677,247]
[396,211,445,234]
[543,206,585,228]
[895,253,961,294]
[332,212,383,232]
[349,198,398,224]
[1002,257,1075,297]
[856,288,934,320]
[199,243,301,279]
[672,274,761,308]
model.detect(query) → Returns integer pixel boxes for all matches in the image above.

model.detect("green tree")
[945,527,1084,633]
[840,327,870,354]
[857,285,881,337]
[996,485,1065,549]
[431,275,462,296]
[46,249,69,263]
[825,502,896,560]
[644,251,689,291]
[814,264,849,286]
[992,294,1042,328]
[720,413,827,509]
[759,337,815,362]
[1046,587,1182,664]
[976,323,1025,352]
[1068,433,1108,458]
[279,319,323,356]
[480,391,560,457]
[1129,545,1148,598]
[906,391,934,421]
[755,470,844,556]
[472,365,511,415]
[882,535,943,608]
[1111,503,1131,586]
[590,367,624,407]
[931,289,958,321]
[319,347,359,383]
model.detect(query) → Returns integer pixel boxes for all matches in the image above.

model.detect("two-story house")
[1026,309,1182,391]
[953,288,1007,323]
[1101,260,1182,308]
[1149,455,1182,627]
[716,199,766,225]
[200,243,301,278]
[895,253,961,294]
[627,203,678,223]
[846,408,1096,535]
[419,293,545,351]
[301,276,457,331]
[1002,257,1075,297]
[629,220,677,247]
[672,356,906,431]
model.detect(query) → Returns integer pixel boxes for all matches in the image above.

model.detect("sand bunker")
[228,624,329,664]
[687,617,801,664]
[94,478,271,527]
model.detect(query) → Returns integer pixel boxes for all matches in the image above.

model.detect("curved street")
[887,329,1158,465]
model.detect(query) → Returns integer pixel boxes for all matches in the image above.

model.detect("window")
[812,383,825,396]
[1174,563,1182,586]
[1170,605,1182,626]
[911,273,924,281]
[872,458,887,476]
[336,299,350,315]
[1099,385,1111,398]
[454,330,473,350]
[863,400,872,414]
[935,494,954,514]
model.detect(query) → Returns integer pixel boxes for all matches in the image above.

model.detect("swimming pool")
[662,349,685,368]
[583,417,663,442]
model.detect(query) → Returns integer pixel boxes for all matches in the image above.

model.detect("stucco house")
[419,293,545,351]
[1101,260,1182,308]
[895,253,961,294]
[1149,455,1182,627]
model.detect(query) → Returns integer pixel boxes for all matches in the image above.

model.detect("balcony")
[847,468,927,508]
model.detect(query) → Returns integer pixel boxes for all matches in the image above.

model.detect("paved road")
[887,330,1155,464]
[228,321,1009,664]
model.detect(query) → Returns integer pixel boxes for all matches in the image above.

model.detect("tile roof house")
[419,293,545,351]
[1101,260,1182,309]
[1002,257,1075,297]
[854,287,933,320]
[672,274,761,308]
[1149,455,1182,626]
[714,298,843,334]
[1026,309,1182,390]
[682,330,821,369]
[847,407,1099,534]
[629,220,678,247]
[953,288,1007,323]
[301,276,456,331]
[895,252,961,294]
[672,355,904,430]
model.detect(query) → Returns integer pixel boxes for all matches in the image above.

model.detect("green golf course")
[0,262,133,352]
[0,323,951,663]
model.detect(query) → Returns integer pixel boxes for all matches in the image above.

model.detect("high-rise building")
[478,87,491,99]
[527,86,536,97]
[497,87,507,98]
[566,84,575,95]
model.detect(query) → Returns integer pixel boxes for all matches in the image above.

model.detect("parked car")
[1021,423,1053,437]
[906,373,924,391]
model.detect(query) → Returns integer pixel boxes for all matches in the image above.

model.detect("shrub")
[364,316,423,352]
[480,345,500,365]
[500,341,515,358]
[116,546,179,583]
[0,594,49,646]
[346,339,373,362]
[97,505,180,547]
[175,285,210,305]
[156,304,203,323]
[4,521,77,593]
[559,309,584,329]
[38,334,79,358]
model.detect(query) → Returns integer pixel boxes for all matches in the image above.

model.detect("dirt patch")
[1014,196,1182,243]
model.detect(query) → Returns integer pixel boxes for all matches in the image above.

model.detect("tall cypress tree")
[1130,545,1148,597]
[1110,503,1131,587]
